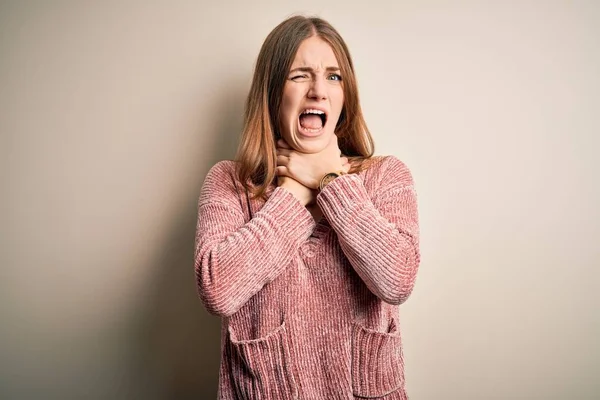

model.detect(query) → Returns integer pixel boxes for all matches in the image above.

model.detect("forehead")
[290,36,339,69]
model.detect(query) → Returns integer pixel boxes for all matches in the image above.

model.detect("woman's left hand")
[276,135,351,190]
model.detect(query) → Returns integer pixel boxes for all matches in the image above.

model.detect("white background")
[2,1,599,398]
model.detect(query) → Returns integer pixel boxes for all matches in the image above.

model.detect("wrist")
[279,178,313,206]
[318,171,346,192]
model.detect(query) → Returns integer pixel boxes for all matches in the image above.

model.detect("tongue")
[299,114,323,129]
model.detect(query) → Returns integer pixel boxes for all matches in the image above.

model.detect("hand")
[276,135,351,190]
[277,175,316,207]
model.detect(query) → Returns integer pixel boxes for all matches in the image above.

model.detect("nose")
[307,76,327,100]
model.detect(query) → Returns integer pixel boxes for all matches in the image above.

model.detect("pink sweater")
[194,155,420,399]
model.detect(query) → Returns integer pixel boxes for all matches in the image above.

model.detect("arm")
[194,161,316,316]
[316,156,420,305]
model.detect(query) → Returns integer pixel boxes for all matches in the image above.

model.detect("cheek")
[333,89,344,115]
[280,87,301,121]
[279,103,294,131]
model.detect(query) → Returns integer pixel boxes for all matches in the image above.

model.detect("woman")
[195,15,420,400]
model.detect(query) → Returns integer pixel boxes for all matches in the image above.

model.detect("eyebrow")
[289,66,340,74]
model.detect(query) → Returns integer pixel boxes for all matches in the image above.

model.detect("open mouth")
[298,108,327,133]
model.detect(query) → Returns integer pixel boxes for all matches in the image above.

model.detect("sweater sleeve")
[316,156,420,305]
[194,161,316,316]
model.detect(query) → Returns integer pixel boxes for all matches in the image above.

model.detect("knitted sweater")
[194,155,420,400]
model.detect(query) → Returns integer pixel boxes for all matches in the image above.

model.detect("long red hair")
[235,16,375,200]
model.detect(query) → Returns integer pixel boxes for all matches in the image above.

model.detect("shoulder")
[364,155,415,187]
[205,159,237,179]
[199,160,241,204]
[202,159,240,188]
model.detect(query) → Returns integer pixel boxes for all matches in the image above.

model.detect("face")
[278,36,344,153]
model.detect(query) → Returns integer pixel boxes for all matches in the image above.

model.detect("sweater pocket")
[228,321,299,400]
[351,319,406,399]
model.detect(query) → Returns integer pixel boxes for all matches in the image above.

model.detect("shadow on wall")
[132,80,247,399]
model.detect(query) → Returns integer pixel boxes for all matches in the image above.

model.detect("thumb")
[330,133,340,146]
[328,134,342,154]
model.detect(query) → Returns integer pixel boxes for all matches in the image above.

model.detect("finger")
[277,139,291,149]
[277,147,293,157]
[276,154,289,166]
[275,165,289,176]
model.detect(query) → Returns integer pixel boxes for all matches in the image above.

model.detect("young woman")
[195,15,420,400]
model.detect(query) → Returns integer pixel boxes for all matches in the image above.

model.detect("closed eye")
[291,74,309,81]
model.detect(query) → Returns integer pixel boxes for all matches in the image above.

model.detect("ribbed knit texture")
[194,155,420,400]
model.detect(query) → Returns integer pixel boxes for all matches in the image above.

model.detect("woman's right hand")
[277,175,316,206]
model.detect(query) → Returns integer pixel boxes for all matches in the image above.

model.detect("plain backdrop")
[1,1,599,399]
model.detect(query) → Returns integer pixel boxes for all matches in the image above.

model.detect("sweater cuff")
[316,174,369,225]
[259,186,316,242]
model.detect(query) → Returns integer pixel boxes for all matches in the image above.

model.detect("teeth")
[303,127,322,133]
[302,109,325,115]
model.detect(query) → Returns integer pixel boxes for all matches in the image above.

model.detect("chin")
[292,133,331,153]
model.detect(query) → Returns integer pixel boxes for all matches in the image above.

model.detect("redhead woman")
[194,15,420,400]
